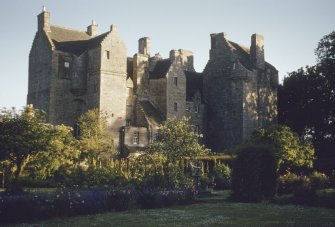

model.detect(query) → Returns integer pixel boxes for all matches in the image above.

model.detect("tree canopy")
[278,31,335,172]
[0,106,51,190]
[146,117,209,162]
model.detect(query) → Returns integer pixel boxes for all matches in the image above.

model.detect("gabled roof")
[185,71,203,102]
[138,100,163,126]
[228,41,254,70]
[149,59,172,79]
[49,26,110,56]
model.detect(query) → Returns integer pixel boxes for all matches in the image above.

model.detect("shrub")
[213,163,232,190]
[309,171,329,190]
[277,172,303,195]
[107,185,135,211]
[231,144,277,202]
[292,176,316,205]
[200,175,209,190]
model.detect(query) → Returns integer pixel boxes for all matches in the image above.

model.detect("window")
[133,131,139,144]
[186,103,190,112]
[106,50,110,59]
[194,104,199,113]
[173,77,178,86]
[174,102,178,112]
[126,120,131,126]
[58,55,71,79]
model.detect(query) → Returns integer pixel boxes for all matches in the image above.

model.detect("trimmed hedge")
[231,144,277,202]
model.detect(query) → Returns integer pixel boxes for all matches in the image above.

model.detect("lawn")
[12,191,335,227]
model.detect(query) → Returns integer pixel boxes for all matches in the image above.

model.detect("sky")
[0,0,334,109]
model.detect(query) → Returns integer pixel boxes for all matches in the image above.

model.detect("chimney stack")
[87,20,98,37]
[250,34,265,69]
[138,37,151,56]
[37,6,50,32]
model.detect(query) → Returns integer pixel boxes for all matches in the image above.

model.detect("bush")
[213,163,231,190]
[107,185,135,211]
[277,172,303,195]
[231,144,277,202]
[309,171,329,190]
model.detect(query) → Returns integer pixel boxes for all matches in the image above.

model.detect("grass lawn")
[12,191,335,227]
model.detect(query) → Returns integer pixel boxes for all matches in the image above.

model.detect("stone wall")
[27,31,53,121]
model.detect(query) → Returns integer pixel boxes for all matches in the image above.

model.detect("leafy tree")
[248,125,314,173]
[77,109,116,167]
[23,124,79,180]
[0,106,51,191]
[146,117,209,162]
[146,117,209,182]
[278,31,335,172]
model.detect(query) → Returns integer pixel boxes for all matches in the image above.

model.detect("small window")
[106,50,110,59]
[64,62,70,68]
[173,77,178,86]
[174,102,178,112]
[194,104,199,113]
[133,131,139,144]
[126,120,131,126]
[186,103,190,112]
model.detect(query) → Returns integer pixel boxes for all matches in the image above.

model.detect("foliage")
[277,171,329,195]
[249,125,314,173]
[107,185,135,211]
[231,144,277,202]
[146,117,209,163]
[0,106,52,191]
[278,31,335,172]
[213,163,232,190]
[77,109,116,167]
[23,124,79,180]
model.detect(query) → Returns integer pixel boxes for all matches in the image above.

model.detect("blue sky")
[0,0,334,109]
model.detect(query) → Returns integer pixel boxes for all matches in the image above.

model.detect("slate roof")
[149,59,172,79]
[184,71,203,102]
[49,26,109,56]
[228,41,277,72]
[228,41,254,70]
[138,100,163,126]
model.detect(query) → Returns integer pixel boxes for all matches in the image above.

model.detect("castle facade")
[27,9,278,153]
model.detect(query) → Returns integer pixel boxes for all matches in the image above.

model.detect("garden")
[1,30,335,225]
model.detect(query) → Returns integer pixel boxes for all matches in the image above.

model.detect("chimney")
[138,37,151,56]
[250,34,265,69]
[110,24,117,32]
[87,20,98,37]
[37,6,50,32]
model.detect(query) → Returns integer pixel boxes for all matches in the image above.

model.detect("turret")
[250,34,265,69]
[37,6,50,32]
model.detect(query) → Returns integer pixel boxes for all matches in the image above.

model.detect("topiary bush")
[231,144,277,202]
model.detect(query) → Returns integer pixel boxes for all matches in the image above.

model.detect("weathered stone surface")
[28,9,277,153]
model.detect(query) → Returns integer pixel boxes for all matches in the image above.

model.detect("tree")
[23,124,79,180]
[146,117,209,162]
[77,109,116,167]
[278,31,335,172]
[0,106,51,191]
[248,125,314,173]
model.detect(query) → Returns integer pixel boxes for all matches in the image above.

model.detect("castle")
[27,8,278,153]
